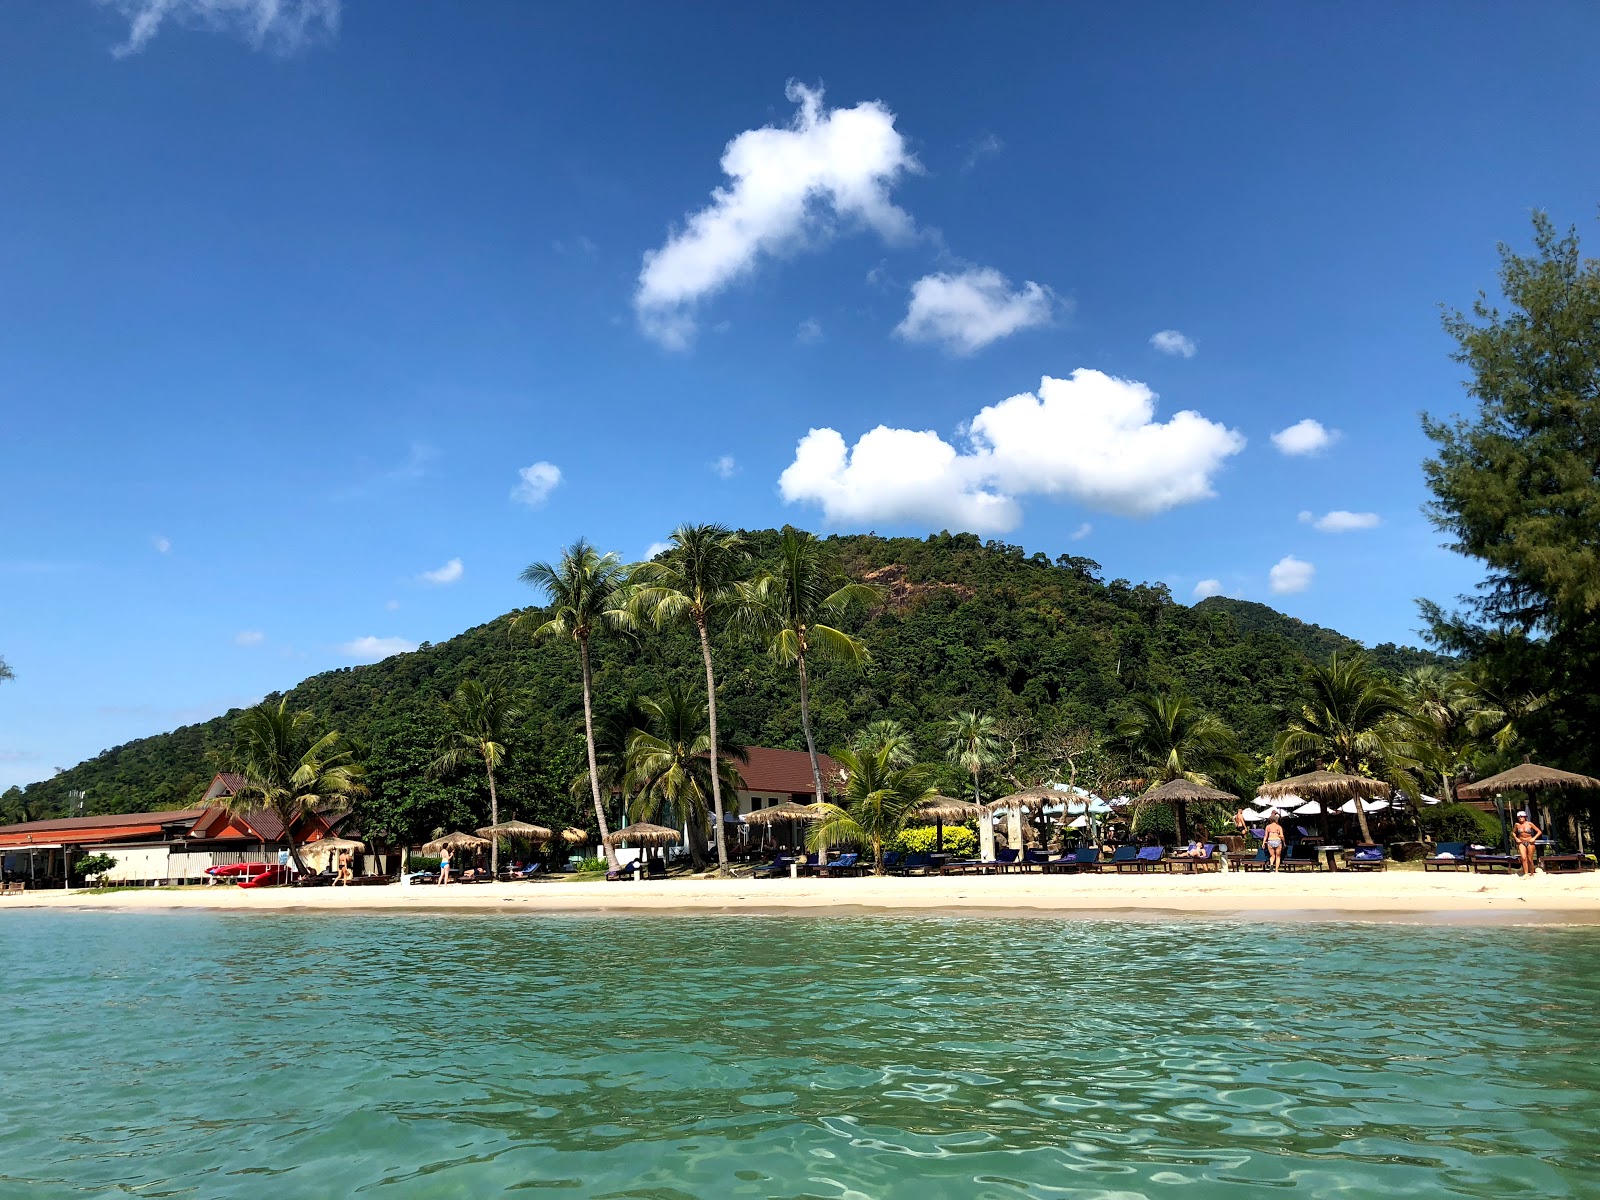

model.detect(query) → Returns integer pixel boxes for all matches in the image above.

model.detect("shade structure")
[1292,801,1323,815]
[1455,761,1600,799]
[422,831,491,854]
[299,836,365,867]
[1239,808,1270,822]
[986,784,1062,812]
[743,802,824,826]
[1138,778,1238,805]
[560,827,591,846]
[1258,771,1388,801]
[602,822,682,848]
[1337,798,1389,814]
[476,820,553,842]
[912,795,986,822]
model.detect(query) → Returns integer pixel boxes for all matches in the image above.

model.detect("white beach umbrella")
[1337,798,1389,814]
[1292,801,1323,815]
[1239,808,1267,822]
[1067,815,1089,829]
[1420,794,1443,806]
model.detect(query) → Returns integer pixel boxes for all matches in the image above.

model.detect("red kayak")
[237,865,292,889]
[206,862,268,879]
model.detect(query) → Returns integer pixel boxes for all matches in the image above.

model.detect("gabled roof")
[736,746,843,796]
[0,808,208,848]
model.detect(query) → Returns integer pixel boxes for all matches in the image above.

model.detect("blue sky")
[3,0,1599,789]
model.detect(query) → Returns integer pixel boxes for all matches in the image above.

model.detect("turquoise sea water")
[2,913,1598,1198]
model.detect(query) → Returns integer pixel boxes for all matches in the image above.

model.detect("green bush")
[407,855,441,873]
[574,856,606,872]
[889,825,977,857]
[1419,803,1502,846]
[73,853,118,881]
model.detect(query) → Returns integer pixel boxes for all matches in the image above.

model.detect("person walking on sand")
[1513,810,1542,878]
[1264,813,1286,872]
[437,848,451,885]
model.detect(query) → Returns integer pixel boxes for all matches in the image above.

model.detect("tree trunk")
[697,618,730,874]
[1174,800,1189,845]
[580,639,619,870]
[797,648,827,865]
[283,807,309,875]
[485,759,500,876]
[1355,803,1374,845]
[874,834,884,875]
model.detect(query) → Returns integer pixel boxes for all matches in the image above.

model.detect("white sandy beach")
[7,868,1600,919]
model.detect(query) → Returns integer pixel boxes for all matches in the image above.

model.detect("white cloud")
[1150,329,1197,358]
[961,132,1004,172]
[233,630,265,647]
[634,83,918,348]
[417,557,464,585]
[385,599,400,611]
[712,455,738,479]
[779,368,1245,533]
[1193,579,1224,599]
[1069,522,1093,540]
[644,541,672,560]
[1269,555,1315,595]
[796,317,824,345]
[339,635,417,662]
[511,462,562,507]
[99,0,340,56]
[152,536,171,554]
[1272,418,1338,456]
[1299,509,1380,533]
[895,267,1053,354]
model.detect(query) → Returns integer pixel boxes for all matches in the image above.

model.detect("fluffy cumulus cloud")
[417,557,464,585]
[98,0,340,56]
[511,461,562,507]
[1150,329,1197,358]
[1271,418,1338,456]
[1299,509,1380,533]
[634,83,917,348]
[1193,579,1224,600]
[895,268,1053,354]
[233,629,265,647]
[339,635,417,662]
[779,368,1245,533]
[1269,555,1315,594]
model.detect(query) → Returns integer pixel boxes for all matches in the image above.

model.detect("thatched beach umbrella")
[743,801,823,825]
[1457,761,1600,851]
[422,831,491,855]
[1137,778,1236,845]
[1260,771,1387,842]
[300,835,365,872]
[477,819,553,844]
[988,785,1059,858]
[912,795,984,853]
[603,822,682,873]
[560,827,591,846]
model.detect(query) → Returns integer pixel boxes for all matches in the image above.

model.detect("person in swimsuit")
[1513,810,1542,878]
[437,848,451,885]
[1263,815,1286,871]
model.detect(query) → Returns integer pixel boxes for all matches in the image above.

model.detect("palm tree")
[624,685,748,870]
[223,698,366,874]
[0,655,12,683]
[626,524,756,874]
[944,711,1001,807]
[1116,691,1245,844]
[810,743,938,874]
[573,693,652,832]
[427,677,524,875]
[514,539,631,870]
[1402,667,1488,804]
[742,528,880,805]
[854,718,916,766]
[1273,651,1419,843]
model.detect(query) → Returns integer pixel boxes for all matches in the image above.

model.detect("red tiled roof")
[0,807,207,848]
[202,772,250,801]
[736,746,843,796]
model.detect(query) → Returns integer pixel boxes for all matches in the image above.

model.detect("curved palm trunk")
[580,639,619,870]
[696,618,730,874]
[484,759,500,876]
[796,648,827,865]
[1354,803,1374,844]
[281,806,309,875]
[1174,800,1189,846]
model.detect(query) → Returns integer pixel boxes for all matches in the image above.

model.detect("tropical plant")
[514,539,632,870]
[742,528,879,804]
[1273,651,1419,842]
[222,698,366,873]
[890,824,978,858]
[73,852,117,882]
[572,693,652,830]
[944,711,1002,807]
[0,655,11,683]
[854,718,916,766]
[1116,690,1246,844]
[427,677,525,875]
[1401,667,1487,803]
[623,685,748,871]
[626,523,756,874]
[810,744,938,874]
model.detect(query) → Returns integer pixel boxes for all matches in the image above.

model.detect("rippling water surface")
[3,912,1598,1198]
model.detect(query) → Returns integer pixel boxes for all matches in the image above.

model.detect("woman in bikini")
[1513,810,1542,878]
[1263,813,1286,872]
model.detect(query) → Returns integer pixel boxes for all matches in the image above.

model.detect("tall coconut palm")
[944,711,1001,807]
[1401,667,1488,804]
[741,528,879,805]
[626,524,755,874]
[223,698,366,873]
[427,677,525,875]
[1116,691,1245,844]
[624,685,748,871]
[1273,651,1419,843]
[514,539,631,870]
[811,743,938,874]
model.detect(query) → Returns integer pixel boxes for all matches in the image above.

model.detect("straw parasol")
[911,794,985,853]
[300,835,365,871]
[743,801,823,825]
[476,820,553,842]
[1260,770,1388,841]
[988,784,1060,858]
[1455,762,1600,799]
[422,831,491,855]
[560,827,591,846]
[602,822,682,874]
[1134,778,1237,846]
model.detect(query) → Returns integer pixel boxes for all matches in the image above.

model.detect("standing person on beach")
[438,848,451,885]
[1263,812,1286,871]
[1513,810,1542,878]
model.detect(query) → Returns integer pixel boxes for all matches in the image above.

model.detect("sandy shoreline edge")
[6,871,1600,922]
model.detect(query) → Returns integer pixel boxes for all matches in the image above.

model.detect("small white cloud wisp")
[1150,329,1197,358]
[1269,555,1315,595]
[418,557,464,585]
[98,0,340,57]
[339,635,417,662]
[511,462,562,507]
[1272,419,1338,456]
[233,630,265,647]
[895,267,1052,354]
[634,83,918,349]
[712,455,738,479]
[1193,579,1224,600]
[779,368,1245,533]
[1299,509,1380,533]
[153,536,172,554]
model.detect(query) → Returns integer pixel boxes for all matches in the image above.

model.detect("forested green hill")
[3,530,1442,834]
[1193,597,1449,677]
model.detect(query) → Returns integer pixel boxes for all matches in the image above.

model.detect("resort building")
[730,746,842,815]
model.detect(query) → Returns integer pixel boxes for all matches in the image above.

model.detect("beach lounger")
[1169,844,1219,873]
[1281,842,1321,871]
[645,859,669,881]
[1019,849,1051,873]
[753,854,795,879]
[1469,851,1519,874]
[991,847,1023,873]
[1041,846,1095,874]
[1104,845,1142,873]
[1345,844,1387,871]
[1240,846,1271,872]
[880,851,902,873]
[818,852,863,877]
[1540,850,1596,873]
[1422,842,1470,872]
[898,851,934,875]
